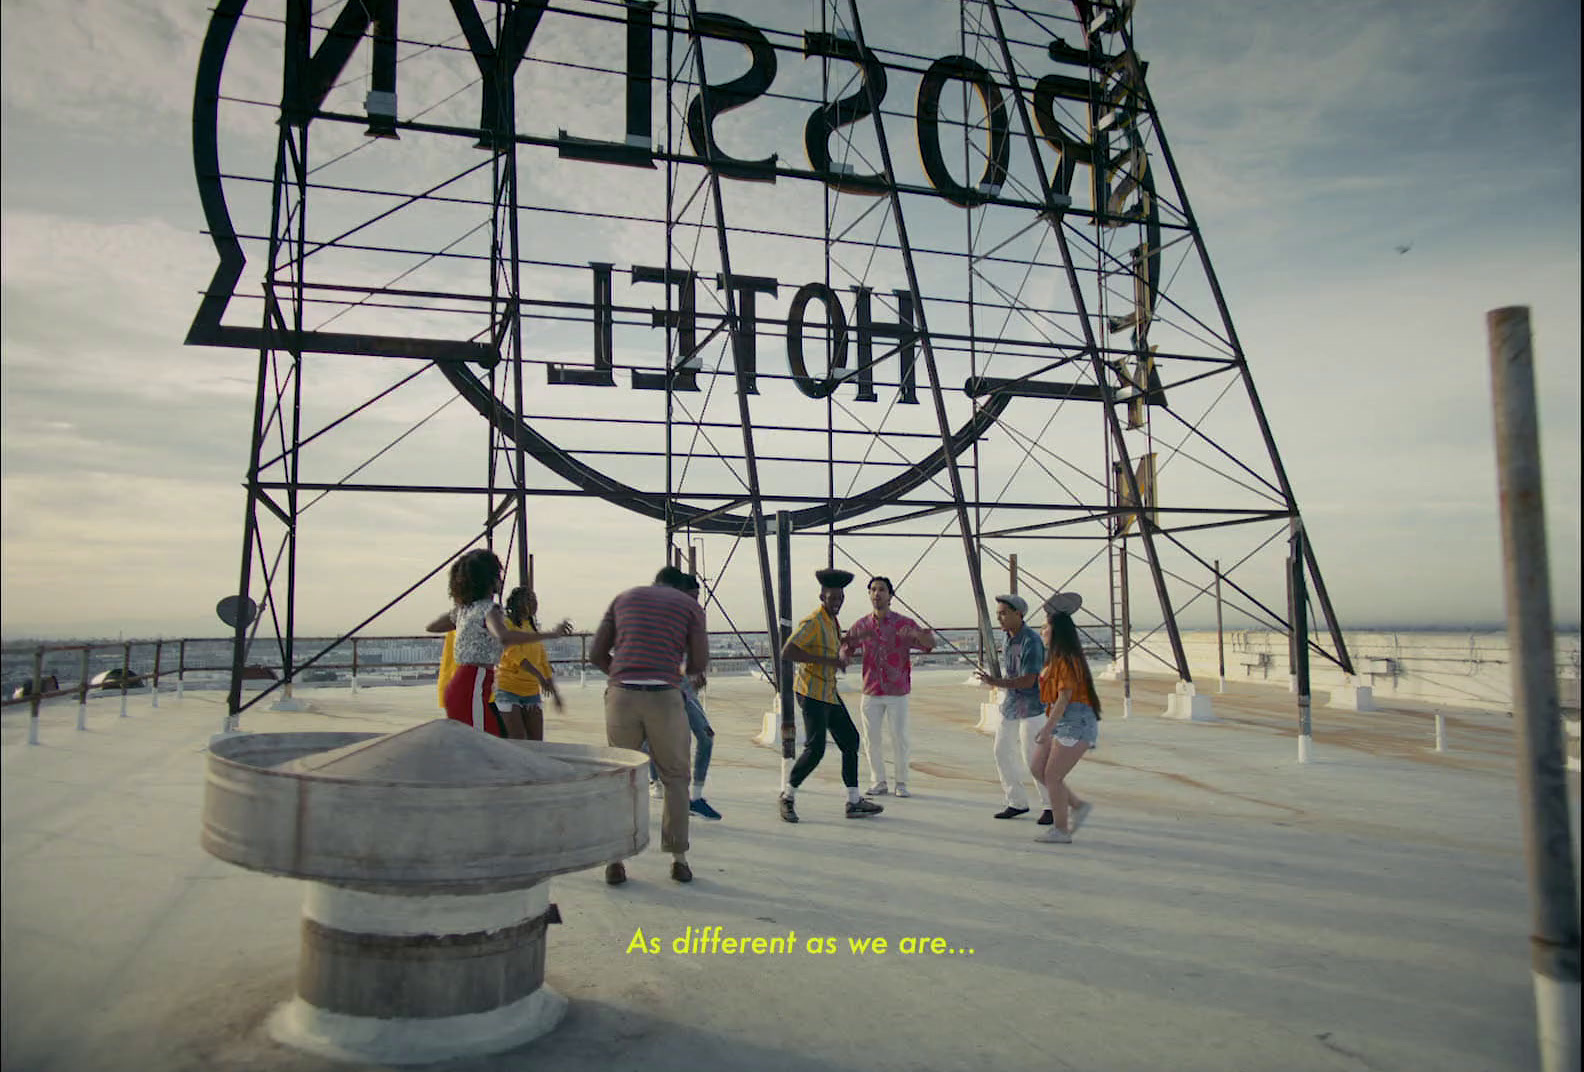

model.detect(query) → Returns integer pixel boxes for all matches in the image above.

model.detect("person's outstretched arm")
[487,606,573,647]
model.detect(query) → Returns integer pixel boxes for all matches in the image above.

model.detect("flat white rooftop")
[3,670,1577,1071]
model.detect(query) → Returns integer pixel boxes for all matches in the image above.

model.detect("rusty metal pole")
[27,648,43,745]
[77,647,90,730]
[1008,553,1018,595]
[151,639,163,709]
[1215,560,1226,693]
[1290,525,1312,764]
[1120,541,1133,719]
[776,511,795,783]
[120,642,131,719]
[1487,305,1579,1072]
[177,639,187,701]
[1285,553,1297,695]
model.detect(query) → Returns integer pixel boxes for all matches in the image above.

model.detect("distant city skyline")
[2,0,1579,640]
[3,621,1578,648]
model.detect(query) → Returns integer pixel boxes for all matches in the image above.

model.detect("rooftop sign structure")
[188,0,1355,718]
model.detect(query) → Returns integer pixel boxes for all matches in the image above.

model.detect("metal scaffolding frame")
[187,0,1355,722]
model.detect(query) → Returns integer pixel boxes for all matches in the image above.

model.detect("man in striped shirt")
[777,568,884,823]
[591,566,709,884]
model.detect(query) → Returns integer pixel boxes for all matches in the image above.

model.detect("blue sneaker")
[689,797,723,820]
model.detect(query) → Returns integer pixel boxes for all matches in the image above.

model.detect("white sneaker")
[894,783,911,798]
[649,780,663,800]
[865,783,889,796]
[1070,801,1093,832]
[1034,827,1072,844]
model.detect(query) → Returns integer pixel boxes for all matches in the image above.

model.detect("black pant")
[790,694,860,789]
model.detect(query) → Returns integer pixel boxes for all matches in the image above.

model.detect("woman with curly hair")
[425,549,570,735]
[1030,592,1101,844]
[495,585,564,741]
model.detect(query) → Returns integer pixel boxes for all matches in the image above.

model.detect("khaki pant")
[605,686,690,853]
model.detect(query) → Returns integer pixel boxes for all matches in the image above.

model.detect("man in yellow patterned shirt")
[777,568,884,823]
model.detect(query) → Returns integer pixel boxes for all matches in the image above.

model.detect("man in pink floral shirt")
[840,576,936,798]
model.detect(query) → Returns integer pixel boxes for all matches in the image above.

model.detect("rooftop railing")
[5,630,1576,747]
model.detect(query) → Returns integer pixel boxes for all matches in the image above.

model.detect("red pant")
[443,664,503,736]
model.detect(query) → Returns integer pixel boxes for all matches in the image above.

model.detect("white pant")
[994,716,1050,810]
[861,694,910,786]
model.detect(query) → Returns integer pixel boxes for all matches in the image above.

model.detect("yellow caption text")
[625,925,974,956]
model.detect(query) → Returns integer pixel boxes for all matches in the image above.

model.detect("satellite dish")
[217,595,257,628]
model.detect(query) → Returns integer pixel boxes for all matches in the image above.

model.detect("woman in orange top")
[1031,592,1101,844]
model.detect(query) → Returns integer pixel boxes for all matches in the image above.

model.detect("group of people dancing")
[973,590,1101,845]
[776,568,1100,845]
[428,551,571,741]
[427,548,1103,885]
[430,553,724,824]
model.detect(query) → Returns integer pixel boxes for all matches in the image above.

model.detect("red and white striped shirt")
[595,584,707,686]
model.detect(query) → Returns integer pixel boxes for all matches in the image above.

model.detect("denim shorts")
[1053,702,1098,749]
[494,688,542,708]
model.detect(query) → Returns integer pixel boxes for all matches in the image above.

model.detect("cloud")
[1,1,202,124]
[2,0,1579,641]
[1141,0,1577,259]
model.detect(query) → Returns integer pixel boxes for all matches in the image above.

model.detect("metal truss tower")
[189,0,1355,723]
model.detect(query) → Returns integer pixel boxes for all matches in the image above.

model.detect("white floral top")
[451,600,503,666]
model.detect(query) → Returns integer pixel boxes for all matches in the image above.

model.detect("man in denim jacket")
[975,595,1052,821]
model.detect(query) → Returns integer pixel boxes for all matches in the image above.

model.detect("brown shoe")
[604,862,627,886]
[671,860,693,883]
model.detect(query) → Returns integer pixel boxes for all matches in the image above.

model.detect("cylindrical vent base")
[269,881,566,1063]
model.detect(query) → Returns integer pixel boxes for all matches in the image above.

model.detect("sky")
[1,0,1579,642]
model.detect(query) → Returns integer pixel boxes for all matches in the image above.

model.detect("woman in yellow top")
[495,586,564,740]
[1031,592,1101,844]
[437,630,458,710]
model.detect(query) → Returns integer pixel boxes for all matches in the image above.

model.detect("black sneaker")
[993,806,1030,819]
[1037,809,1054,826]
[845,797,884,818]
[778,795,799,823]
